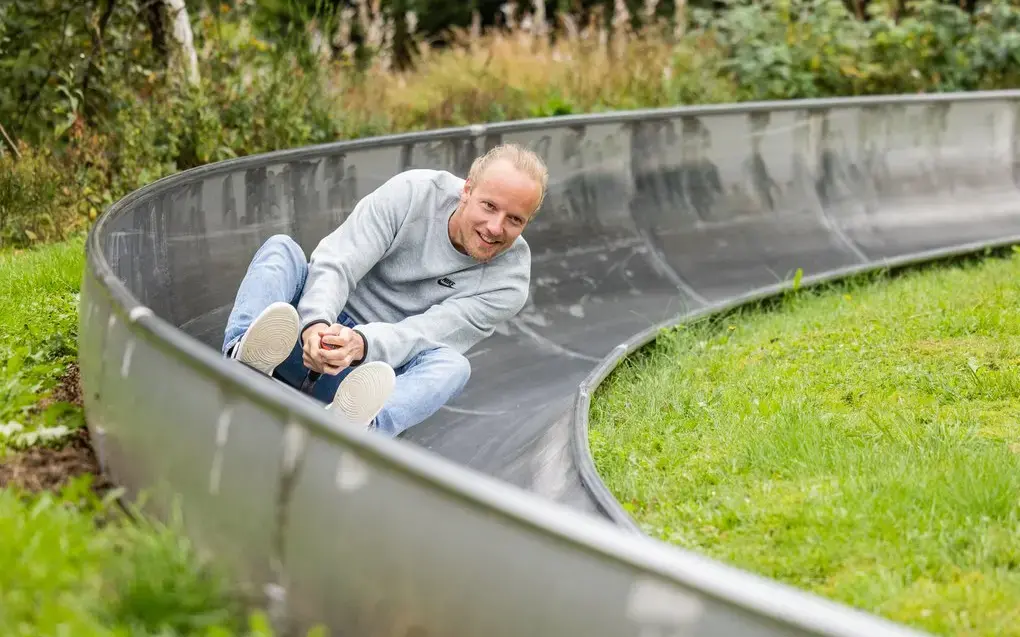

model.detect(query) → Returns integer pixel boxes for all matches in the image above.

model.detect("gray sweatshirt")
[297,168,531,369]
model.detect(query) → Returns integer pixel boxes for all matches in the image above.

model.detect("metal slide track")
[80,91,1020,636]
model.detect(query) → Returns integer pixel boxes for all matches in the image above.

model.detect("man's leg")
[222,241,395,425]
[274,313,396,431]
[222,234,307,375]
[374,347,471,437]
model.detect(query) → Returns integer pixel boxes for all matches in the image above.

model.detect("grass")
[0,483,254,636]
[0,235,86,452]
[590,249,1020,637]
[0,237,293,636]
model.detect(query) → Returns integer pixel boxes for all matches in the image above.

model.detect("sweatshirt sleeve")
[354,254,531,368]
[296,174,412,332]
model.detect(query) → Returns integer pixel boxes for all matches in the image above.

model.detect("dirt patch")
[35,361,84,412]
[0,427,110,494]
[1,362,111,495]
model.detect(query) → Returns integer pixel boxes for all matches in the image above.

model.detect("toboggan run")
[80,92,1020,637]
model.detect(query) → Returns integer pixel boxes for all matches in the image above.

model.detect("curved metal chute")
[82,91,1020,636]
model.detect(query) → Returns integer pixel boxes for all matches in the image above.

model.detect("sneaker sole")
[327,361,396,428]
[234,302,299,375]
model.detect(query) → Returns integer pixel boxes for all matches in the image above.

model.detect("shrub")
[693,0,870,100]
[0,145,77,249]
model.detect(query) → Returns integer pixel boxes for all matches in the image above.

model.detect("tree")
[163,0,199,85]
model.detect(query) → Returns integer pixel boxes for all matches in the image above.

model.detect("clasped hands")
[301,323,365,375]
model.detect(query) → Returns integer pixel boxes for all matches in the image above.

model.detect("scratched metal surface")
[79,92,1020,637]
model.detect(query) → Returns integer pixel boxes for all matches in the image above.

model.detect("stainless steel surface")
[80,91,1020,636]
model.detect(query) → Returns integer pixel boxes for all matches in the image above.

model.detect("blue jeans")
[222,234,471,437]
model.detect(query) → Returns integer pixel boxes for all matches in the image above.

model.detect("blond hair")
[467,143,549,214]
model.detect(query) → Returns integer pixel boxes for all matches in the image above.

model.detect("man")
[220,143,548,437]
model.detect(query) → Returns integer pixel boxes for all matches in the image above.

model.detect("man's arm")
[297,174,413,334]
[355,267,530,369]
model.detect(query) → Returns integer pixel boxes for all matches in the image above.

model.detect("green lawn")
[0,237,283,636]
[590,250,1020,637]
[0,236,85,451]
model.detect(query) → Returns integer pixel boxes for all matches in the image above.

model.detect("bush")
[0,6,351,250]
[0,145,78,249]
[0,121,114,250]
[696,0,1020,99]
[693,0,869,100]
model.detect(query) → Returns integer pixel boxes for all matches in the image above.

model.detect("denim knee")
[262,234,306,270]
[438,348,471,395]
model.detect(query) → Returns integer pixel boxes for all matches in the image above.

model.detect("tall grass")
[367,10,731,128]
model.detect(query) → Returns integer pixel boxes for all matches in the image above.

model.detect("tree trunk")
[163,0,199,86]
[674,0,686,40]
[145,0,167,61]
[0,121,20,160]
[82,0,118,117]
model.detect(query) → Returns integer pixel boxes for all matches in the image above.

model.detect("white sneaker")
[230,302,300,375]
[326,361,396,429]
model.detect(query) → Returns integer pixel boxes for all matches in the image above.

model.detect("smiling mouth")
[478,231,500,247]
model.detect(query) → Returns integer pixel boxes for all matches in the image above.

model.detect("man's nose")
[487,216,504,236]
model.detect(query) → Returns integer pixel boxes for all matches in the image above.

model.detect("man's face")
[450,159,542,262]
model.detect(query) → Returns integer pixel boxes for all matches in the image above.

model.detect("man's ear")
[461,179,471,201]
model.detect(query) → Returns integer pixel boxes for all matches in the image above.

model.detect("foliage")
[0,131,109,249]
[692,0,1020,99]
[4,0,1020,250]
[0,477,331,636]
[694,0,871,100]
[0,146,69,248]
[101,11,347,191]
[0,0,159,145]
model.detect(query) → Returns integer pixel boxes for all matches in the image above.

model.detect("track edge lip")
[571,236,1020,532]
